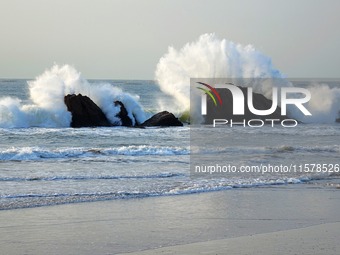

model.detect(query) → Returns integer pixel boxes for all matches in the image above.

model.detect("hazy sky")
[1,0,340,79]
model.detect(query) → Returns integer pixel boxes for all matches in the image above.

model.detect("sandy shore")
[118,222,340,255]
[1,183,339,255]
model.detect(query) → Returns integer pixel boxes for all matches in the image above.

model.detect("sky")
[1,0,340,79]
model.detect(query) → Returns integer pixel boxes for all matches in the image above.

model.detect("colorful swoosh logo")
[196,82,223,106]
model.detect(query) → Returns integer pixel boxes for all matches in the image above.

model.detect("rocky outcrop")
[64,94,183,128]
[141,111,183,127]
[64,94,111,128]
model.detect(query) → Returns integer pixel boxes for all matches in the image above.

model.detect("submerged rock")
[64,94,111,128]
[141,111,183,127]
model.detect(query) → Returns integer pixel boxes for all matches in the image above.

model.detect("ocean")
[0,71,339,210]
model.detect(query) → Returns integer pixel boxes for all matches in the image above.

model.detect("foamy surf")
[0,145,190,161]
[1,165,327,211]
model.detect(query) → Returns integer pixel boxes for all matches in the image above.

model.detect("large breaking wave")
[0,65,146,128]
[155,33,340,123]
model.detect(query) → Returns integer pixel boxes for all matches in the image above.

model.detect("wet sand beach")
[1,182,339,255]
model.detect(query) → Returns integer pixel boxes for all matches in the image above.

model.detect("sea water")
[1,34,340,210]
[0,78,190,209]
[0,78,339,210]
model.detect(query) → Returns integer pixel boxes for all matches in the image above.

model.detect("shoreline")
[1,176,339,211]
[1,182,339,254]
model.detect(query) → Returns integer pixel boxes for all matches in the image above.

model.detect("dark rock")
[141,111,183,127]
[336,118,340,123]
[64,94,183,128]
[64,94,111,127]
[203,86,288,124]
[114,101,133,127]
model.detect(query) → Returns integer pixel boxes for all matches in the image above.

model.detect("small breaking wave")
[0,145,190,161]
[0,175,314,210]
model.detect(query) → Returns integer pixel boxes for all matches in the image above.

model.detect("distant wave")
[0,145,190,161]
[273,145,340,153]
[192,144,340,155]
